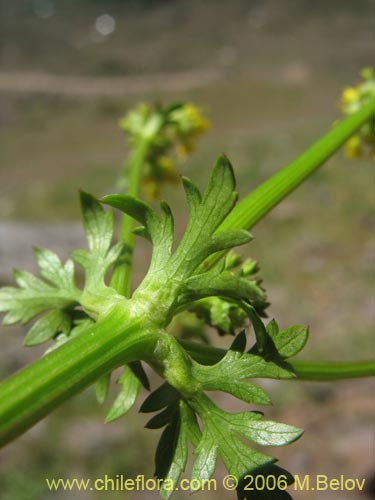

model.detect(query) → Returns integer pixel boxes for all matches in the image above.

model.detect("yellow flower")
[344,136,362,158]
[341,86,359,105]
[141,179,159,202]
[340,68,375,161]
[157,156,179,183]
[171,104,209,137]
[120,101,209,200]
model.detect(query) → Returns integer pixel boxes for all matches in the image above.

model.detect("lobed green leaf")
[106,366,141,422]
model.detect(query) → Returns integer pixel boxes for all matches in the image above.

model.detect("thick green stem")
[1,101,374,449]
[180,340,375,380]
[0,305,158,448]
[110,137,150,296]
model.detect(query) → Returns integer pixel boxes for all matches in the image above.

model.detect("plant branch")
[290,359,375,380]
[1,102,374,453]
[222,98,375,233]
[180,340,375,380]
[110,137,150,296]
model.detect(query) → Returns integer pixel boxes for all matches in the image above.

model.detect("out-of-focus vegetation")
[0,1,374,499]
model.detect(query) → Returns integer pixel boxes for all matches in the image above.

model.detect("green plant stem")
[222,98,375,233]
[1,103,374,448]
[110,137,150,296]
[0,306,158,448]
[180,340,375,380]
[290,360,375,380]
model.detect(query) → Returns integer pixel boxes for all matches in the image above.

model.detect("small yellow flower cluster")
[169,103,210,157]
[340,68,375,160]
[120,102,209,200]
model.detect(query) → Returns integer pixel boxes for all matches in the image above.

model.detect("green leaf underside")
[191,399,269,482]
[0,192,123,344]
[205,381,271,405]
[148,327,302,497]
[193,349,295,385]
[95,372,111,404]
[0,268,78,326]
[191,395,302,482]
[117,153,307,500]
[103,156,255,288]
[80,190,114,256]
[24,309,71,346]
[140,383,180,413]
[129,361,150,390]
[0,154,309,500]
[155,401,200,500]
[106,366,142,422]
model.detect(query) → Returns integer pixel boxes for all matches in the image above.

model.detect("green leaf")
[190,297,246,336]
[154,414,179,479]
[105,155,269,336]
[129,361,150,390]
[95,372,111,404]
[0,191,125,348]
[190,395,275,482]
[232,418,303,447]
[267,323,309,359]
[241,301,269,353]
[181,176,202,219]
[24,310,68,346]
[191,431,218,483]
[168,155,238,278]
[72,192,125,294]
[140,383,180,413]
[106,366,141,422]
[33,248,75,291]
[179,271,264,308]
[193,349,295,387]
[205,380,271,405]
[266,318,279,338]
[230,330,247,352]
[80,190,114,255]
[0,270,79,327]
[156,401,195,500]
[145,404,178,429]
[102,195,174,274]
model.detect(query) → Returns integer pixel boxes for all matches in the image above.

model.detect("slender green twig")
[221,98,375,232]
[110,137,150,296]
[290,360,375,380]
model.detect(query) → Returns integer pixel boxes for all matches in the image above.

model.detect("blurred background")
[0,0,374,499]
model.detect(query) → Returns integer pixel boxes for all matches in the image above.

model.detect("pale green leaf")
[95,372,111,404]
[106,366,141,422]
[235,420,303,447]
[80,191,114,254]
[24,310,66,346]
